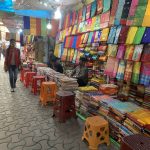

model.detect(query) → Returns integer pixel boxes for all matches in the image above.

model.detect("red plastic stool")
[24,72,36,88]
[120,134,150,150]
[32,76,45,95]
[20,68,30,82]
[53,90,76,123]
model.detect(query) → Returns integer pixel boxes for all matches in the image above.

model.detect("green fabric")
[134,5,147,18]
[132,18,144,26]
[138,0,148,5]
[103,0,111,13]
[133,27,146,44]
[131,73,139,84]
[41,18,47,37]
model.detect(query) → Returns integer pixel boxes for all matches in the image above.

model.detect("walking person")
[4,39,21,92]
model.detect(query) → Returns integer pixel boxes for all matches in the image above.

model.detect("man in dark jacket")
[4,39,21,92]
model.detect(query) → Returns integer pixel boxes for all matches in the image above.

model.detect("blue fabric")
[114,26,122,44]
[23,16,30,29]
[107,26,117,44]
[140,74,150,86]
[103,0,111,13]
[142,28,150,44]
[72,36,77,49]
[0,0,14,12]
[15,10,53,19]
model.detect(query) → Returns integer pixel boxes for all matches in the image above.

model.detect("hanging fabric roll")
[141,27,150,43]
[116,60,126,80]
[90,0,97,18]
[124,45,135,60]
[114,25,122,44]
[132,45,144,61]
[97,0,103,14]
[41,18,47,36]
[126,27,138,44]
[118,26,129,43]
[141,44,150,62]
[86,4,91,20]
[116,44,126,59]
[107,44,118,57]
[131,62,141,84]
[124,61,133,82]
[100,28,110,42]
[107,26,117,44]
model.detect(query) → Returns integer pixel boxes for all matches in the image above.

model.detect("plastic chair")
[32,76,45,95]
[24,72,36,88]
[53,90,76,123]
[82,116,110,150]
[20,68,30,82]
[40,82,57,105]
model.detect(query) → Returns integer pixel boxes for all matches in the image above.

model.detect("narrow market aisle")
[0,60,118,150]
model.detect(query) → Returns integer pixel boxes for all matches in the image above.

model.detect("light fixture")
[54,7,61,19]
[18,28,23,34]
[47,22,52,30]
[44,2,48,7]
[55,0,60,2]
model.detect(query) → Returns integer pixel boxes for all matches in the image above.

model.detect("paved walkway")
[0,59,118,150]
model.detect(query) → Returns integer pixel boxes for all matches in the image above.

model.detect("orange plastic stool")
[82,116,110,150]
[40,82,57,105]
[20,68,30,82]
[24,72,36,88]
[32,76,45,95]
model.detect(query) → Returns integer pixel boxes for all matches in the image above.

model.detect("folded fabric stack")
[143,87,150,109]
[90,77,106,89]
[125,109,150,137]
[37,67,78,91]
[99,84,118,95]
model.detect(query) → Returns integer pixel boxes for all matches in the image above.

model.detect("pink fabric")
[117,44,126,59]
[100,11,110,23]
[113,59,119,77]
[141,62,150,76]
[128,0,139,16]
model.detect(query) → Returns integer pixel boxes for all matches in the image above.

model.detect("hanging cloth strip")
[132,45,144,61]
[107,44,118,57]
[90,0,97,18]
[133,27,146,44]
[116,44,126,59]
[118,26,129,44]
[116,60,126,80]
[114,26,122,44]
[124,45,135,61]
[126,27,138,44]
[141,44,150,62]
[141,27,150,43]
[107,26,117,44]
[124,61,133,82]
[97,0,103,14]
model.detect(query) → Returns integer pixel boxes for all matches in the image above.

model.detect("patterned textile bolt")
[124,61,133,82]
[116,60,126,80]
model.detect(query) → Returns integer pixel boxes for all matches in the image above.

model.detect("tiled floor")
[0,59,119,150]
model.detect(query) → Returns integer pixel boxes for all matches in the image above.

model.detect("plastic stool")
[82,116,110,150]
[53,90,76,123]
[40,82,57,105]
[120,134,150,150]
[24,72,36,88]
[20,68,30,82]
[32,76,45,95]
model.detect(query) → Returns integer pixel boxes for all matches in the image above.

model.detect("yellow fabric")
[100,28,110,42]
[142,0,150,27]
[91,16,97,31]
[30,17,36,35]
[54,44,59,57]
[126,27,138,44]
[72,25,77,35]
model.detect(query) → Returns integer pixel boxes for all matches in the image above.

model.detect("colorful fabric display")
[100,28,110,42]
[142,0,150,26]
[126,0,139,26]
[126,27,138,44]
[114,25,122,44]
[132,4,148,26]
[76,35,83,48]
[61,48,68,61]
[86,4,91,20]
[23,16,30,35]
[109,0,119,25]
[131,62,141,84]
[107,44,118,57]
[120,0,132,25]
[87,18,92,32]
[100,11,110,28]
[93,15,101,30]
[72,25,78,35]
[133,27,146,44]
[103,0,111,13]
[142,27,150,43]
[124,61,133,82]
[82,33,89,44]
[69,36,74,48]
[124,45,135,60]
[30,17,36,35]
[90,0,97,18]
[116,60,126,80]
[107,26,117,44]
[117,44,126,59]
[132,45,144,61]
[82,6,86,21]
[94,31,101,42]
[113,59,120,77]
[72,50,78,63]
[88,32,94,43]
[104,57,118,77]
[78,9,83,23]
[140,62,150,86]
[72,36,78,49]
[114,0,126,25]
[141,44,150,62]
[118,26,129,43]
[97,0,103,14]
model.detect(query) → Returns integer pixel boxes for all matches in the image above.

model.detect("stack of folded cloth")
[136,85,145,105]
[128,84,137,102]
[125,109,150,137]
[143,86,150,108]
[57,76,78,91]
[78,86,98,92]
[90,77,106,89]
[99,84,118,96]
